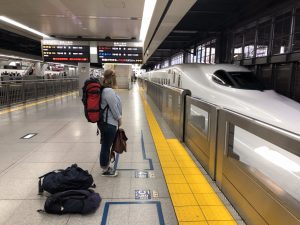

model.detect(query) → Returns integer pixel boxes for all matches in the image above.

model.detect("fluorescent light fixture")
[0,54,42,62]
[255,146,300,172]
[139,0,157,41]
[21,133,37,139]
[0,16,50,38]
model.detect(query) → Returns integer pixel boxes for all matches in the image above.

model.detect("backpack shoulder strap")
[101,88,110,123]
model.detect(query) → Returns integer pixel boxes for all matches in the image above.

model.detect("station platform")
[0,84,245,225]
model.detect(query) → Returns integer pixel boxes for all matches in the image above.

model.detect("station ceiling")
[0,0,288,63]
[0,0,144,40]
[145,0,284,66]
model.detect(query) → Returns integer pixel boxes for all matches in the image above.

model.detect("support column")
[216,31,233,63]
[33,62,41,76]
[115,64,132,89]
[64,65,70,77]
[78,63,90,96]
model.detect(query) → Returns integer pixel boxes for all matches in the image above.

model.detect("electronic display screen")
[42,45,90,62]
[98,46,143,64]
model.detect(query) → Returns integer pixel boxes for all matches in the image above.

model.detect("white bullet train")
[142,63,300,135]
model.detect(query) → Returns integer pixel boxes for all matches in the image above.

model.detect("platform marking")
[100,201,165,225]
[113,130,154,171]
[140,89,238,224]
[135,190,151,200]
[0,91,78,115]
[135,170,149,178]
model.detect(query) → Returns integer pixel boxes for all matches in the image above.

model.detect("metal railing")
[145,80,164,111]
[145,80,191,141]
[216,109,300,225]
[143,78,300,225]
[184,96,219,178]
[0,78,79,108]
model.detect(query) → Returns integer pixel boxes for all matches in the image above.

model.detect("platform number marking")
[135,190,151,200]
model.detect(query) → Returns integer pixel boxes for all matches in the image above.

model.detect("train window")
[228,72,265,90]
[231,126,300,202]
[189,105,208,136]
[173,72,176,83]
[212,70,233,87]
[178,75,181,87]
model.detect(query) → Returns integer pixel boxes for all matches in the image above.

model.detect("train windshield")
[227,72,266,90]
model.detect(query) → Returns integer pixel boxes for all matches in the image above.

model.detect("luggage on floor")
[38,189,101,214]
[38,164,95,194]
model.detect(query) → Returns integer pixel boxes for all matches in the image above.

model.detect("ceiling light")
[0,54,42,62]
[21,133,37,139]
[0,16,50,38]
[139,0,157,41]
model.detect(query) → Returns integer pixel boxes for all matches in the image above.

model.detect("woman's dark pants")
[99,122,117,169]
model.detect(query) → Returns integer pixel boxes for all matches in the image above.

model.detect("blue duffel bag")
[38,164,95,194]
[38,189,101,214]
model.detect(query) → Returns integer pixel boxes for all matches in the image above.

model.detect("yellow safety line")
[140,90,237,225]
[0,91,78,115]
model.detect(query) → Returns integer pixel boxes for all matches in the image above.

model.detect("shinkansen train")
[142,64,300,135]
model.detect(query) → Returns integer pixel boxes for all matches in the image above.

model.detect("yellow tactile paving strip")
[141,91,237,225]
[0,91,78,115]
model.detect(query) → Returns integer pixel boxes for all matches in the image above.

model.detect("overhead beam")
[144,0,197,62]
[172,30,198,34]
[188,10,228,15]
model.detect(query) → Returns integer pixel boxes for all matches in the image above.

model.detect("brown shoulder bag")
[111,128,128,162]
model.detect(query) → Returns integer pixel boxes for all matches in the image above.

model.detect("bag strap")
[56,190,92,200]
[38,178,44,195]
[37,209,46,213]
[101,104,109,123]
[86,85,101,93]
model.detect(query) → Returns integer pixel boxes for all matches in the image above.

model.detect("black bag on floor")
[38,189,101,215]
[38,164,95,194]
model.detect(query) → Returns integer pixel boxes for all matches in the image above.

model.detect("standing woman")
[98,69,122,176]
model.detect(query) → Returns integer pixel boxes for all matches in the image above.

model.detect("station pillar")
[33,62,41,76]
[78,63,90,96]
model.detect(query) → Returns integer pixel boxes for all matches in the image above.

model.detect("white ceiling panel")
[0,0,144,39]
[144,0,197,62]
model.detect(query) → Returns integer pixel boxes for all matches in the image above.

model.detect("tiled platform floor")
[0,84,244,225]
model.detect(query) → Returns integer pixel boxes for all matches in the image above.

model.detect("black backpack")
[38,189,101,214]
[38,164,95,194]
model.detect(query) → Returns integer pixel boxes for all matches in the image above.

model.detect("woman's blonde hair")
[103,69,115,87]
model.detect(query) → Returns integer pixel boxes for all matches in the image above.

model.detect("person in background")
[98,69,122,176]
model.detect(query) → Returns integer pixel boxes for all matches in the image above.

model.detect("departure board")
[42,45,90,62]
[98,46,143,64]
[41,39,90,63]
